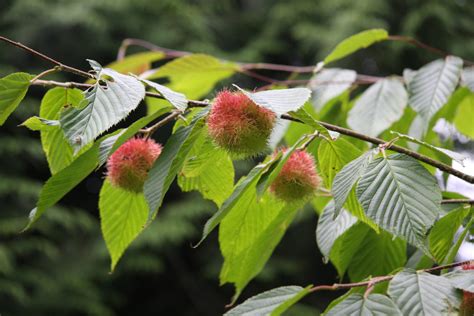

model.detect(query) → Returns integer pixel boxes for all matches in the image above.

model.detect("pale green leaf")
[347,78,407,137]
[60,61,146,152]
[326,293,402,316]
[444,269,474,292]
[145,54,237,99]
[309,68,356,110]
[220,191,298,301]
[0,72,33,125]
[104,51,165,74]
[388,269,461,316]
[429,207,470,263]
[287,107,330,138]
[316,200,357,260]
[234,85,311,116]
[356,154,441,247]
[140,78,188,111]
[144,108,208,221]
[224,285,312,316]
[323,29,389,64]
[408,56,463,122]
[99,180,148,271]
[461,67,474,92]
[20,116,58,131]
[453,93,474,138]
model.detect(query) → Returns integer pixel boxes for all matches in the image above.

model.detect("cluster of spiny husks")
[106,138,162,193]
[207,90,275,158]
[270,149,320,203]
[460,262,474,316]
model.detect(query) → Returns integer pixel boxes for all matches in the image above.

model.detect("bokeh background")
[0,0,473,315]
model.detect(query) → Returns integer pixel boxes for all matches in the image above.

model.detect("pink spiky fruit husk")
[106,138,162,193]
[460,262,474,316]
[270,149,320,203]
[207,90,276,158]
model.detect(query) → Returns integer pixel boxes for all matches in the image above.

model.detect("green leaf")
[309,68,356,110]
[454,92,474,138]
[144,108,208,221]
[25,133,118,229]
[146,54,237,99]
[224,285,312,316]
[287,107,331,138]
[429,206,470,263]
[326,294,402,316]
[140,78,188,111]
[0,72,33,125]
[444,269,474,292]
[97,106,172,167]
[20,116,59,131]
[196,158,276,246]
[388,269,461,315]
[356,154,441,248]
[316,201,358,261]
[329,222,370,277]
[37,88,84,174]
[99,180,148,271]
[390,131,468,166]
[348,230,406,282]
[408,56,463,122]
[234,85,311,116]
[347,78,407,137]
[103,51,165,75]
[178,137,234,207]
[219,191,298,301]
[323,29,389,64]
[60,60,146,152]
[332,150,375,216]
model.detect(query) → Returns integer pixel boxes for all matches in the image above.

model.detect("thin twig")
[140,110,183,137]
[29,79,474,184]
[309,260,472,293]
[0,36,94,79]
[30,67,59,83]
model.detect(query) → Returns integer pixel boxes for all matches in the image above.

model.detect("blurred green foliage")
[0,0,472,315]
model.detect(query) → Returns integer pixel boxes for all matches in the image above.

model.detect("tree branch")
[0,36,94,79]
[309,260,472,293]
[140,110,183,137]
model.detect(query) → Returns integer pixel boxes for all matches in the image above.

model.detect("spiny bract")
[270,149,320,203]
[460,262,474,316]
[106,138,162,193]
[207,90,275,158]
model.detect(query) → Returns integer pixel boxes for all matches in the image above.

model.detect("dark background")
[0,0,473,315]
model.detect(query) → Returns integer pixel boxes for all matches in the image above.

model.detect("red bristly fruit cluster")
[270,149,320,203]
[207,90,275,158]
[460,262,474,316]
[106,138,162,193]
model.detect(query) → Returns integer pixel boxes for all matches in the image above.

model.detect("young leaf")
[234,85,311,116]
[326,293,401,316]
[332,150,375,216]
[408,56,463,122]
[38,87,84,174]
[224,285,312,316]
[20,116,59,131]
[323,29,389,64]
[103,51,165,75]
[287,107,331,138]
[453,93,474,138]
[0,72,33,125]
[178,137,234,207]
[388,269,461,316]
[347,230,406,282]
[145,54,237,99]
[139,78,188,111]
[144,108,208,222]
[60,60,146,152]
[219,191,298,302]
[196,158,276,246]
[356,154,441,248]
[429,206,470,263]
[316,201,358,261]
[99,180,148,271]
[347,78,407,137]
[309,68,356,110]
[390,131,468,166]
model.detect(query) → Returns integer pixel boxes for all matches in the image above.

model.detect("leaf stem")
[140,110,183,137]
